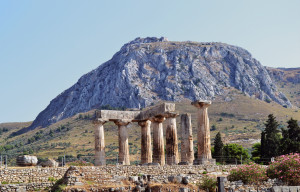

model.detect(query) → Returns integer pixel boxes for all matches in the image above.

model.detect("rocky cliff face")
[28,37,291,130]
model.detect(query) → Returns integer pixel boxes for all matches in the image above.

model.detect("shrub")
[200,176,217,192]
[48,177,57,182]
[267,153,300,185]
[228,162,268,184]
[223,143,250,164]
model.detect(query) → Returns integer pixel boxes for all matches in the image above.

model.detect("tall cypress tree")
[281,118,300,154]
[213,132,224,163]
[261,114,280,162]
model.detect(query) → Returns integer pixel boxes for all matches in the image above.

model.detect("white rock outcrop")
[26,37,291,130]
[16,155,38,166]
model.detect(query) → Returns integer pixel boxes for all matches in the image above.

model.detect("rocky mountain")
[27,37,291,131]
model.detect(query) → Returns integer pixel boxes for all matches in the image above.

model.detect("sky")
[0,0,299,123]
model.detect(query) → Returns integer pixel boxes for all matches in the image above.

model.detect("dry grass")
[1,87,299,161]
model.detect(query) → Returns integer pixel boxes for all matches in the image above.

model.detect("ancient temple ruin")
[93,101,215,166]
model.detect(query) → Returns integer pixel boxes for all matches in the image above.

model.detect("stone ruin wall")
[1,166,300,192]
[0,165,232,184]
[0,165,233,191]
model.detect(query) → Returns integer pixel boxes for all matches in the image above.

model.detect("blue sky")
[0,0,299,123]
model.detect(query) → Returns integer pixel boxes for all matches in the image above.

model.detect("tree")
[223,144,249,164]
[251,143,261,163]
[261,114,281,162]
[281,118,300,154]
[212,132,224,163]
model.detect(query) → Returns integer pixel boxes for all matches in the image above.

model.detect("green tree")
[223,143,249,164]
[261,114,281,162]
[212,132,224,163]
[281,118,300,154]
[251,143,261,163]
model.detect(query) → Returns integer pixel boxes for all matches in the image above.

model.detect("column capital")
[114,119,131,126]
[93,118,108,125]
[138,120,150,127]
[165,112,179,118]
[191,100,211,108]
[151,116,165,123]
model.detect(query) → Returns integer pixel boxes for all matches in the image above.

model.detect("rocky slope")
[267,67,300,84]
[27,37,291,130]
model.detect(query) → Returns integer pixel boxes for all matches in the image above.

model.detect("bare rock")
[25,37,292,131]
[41,158,59,167]
[16,155,38,166]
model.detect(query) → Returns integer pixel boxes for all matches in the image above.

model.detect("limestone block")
[138,103,175,120]
[16,155,38,166]
[40,159,59,167]
[289,186,298,192]
[96,110,140,121]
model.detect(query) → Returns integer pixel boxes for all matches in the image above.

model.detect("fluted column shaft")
[94,119,107,166]
[194,103,212,161]
[180,113,194,164]
[139,120,152,164]
[166,113,179,165]
[115,120,131,165]
[152,117,165,166]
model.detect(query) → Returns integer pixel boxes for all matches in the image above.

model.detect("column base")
[95,151,106,166]
[193,158,216,165]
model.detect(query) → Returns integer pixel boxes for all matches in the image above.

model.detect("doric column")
[138,120,152,164]
[165,113,179,165]
[152,116,165,166]
[94,119,107,166]
[180,113,194,164]
[114,120,131,165]
[192,101,213,164]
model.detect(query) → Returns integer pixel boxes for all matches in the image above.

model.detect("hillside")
[267,67,300,107]
[25,37,291,132]
[1,89,299,165]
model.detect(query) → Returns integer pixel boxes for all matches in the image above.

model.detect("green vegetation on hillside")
[0,88,299,166]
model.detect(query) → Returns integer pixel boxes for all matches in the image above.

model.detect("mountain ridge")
[26,37,292,131]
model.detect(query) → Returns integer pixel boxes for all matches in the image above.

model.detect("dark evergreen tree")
[212,132,224,163]
[281,118,300,154]
[260,131,265,159]
[261,114,281,162]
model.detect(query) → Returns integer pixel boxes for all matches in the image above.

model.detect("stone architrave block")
[96,110,140,121]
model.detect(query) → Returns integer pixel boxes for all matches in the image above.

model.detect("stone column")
[94,119,107,166]
[138,120,152,164]
[165,113,179,165]
[114,120,131,165]
[192,101,214,164]
[152,116,165,166]
[180,113,194,164]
